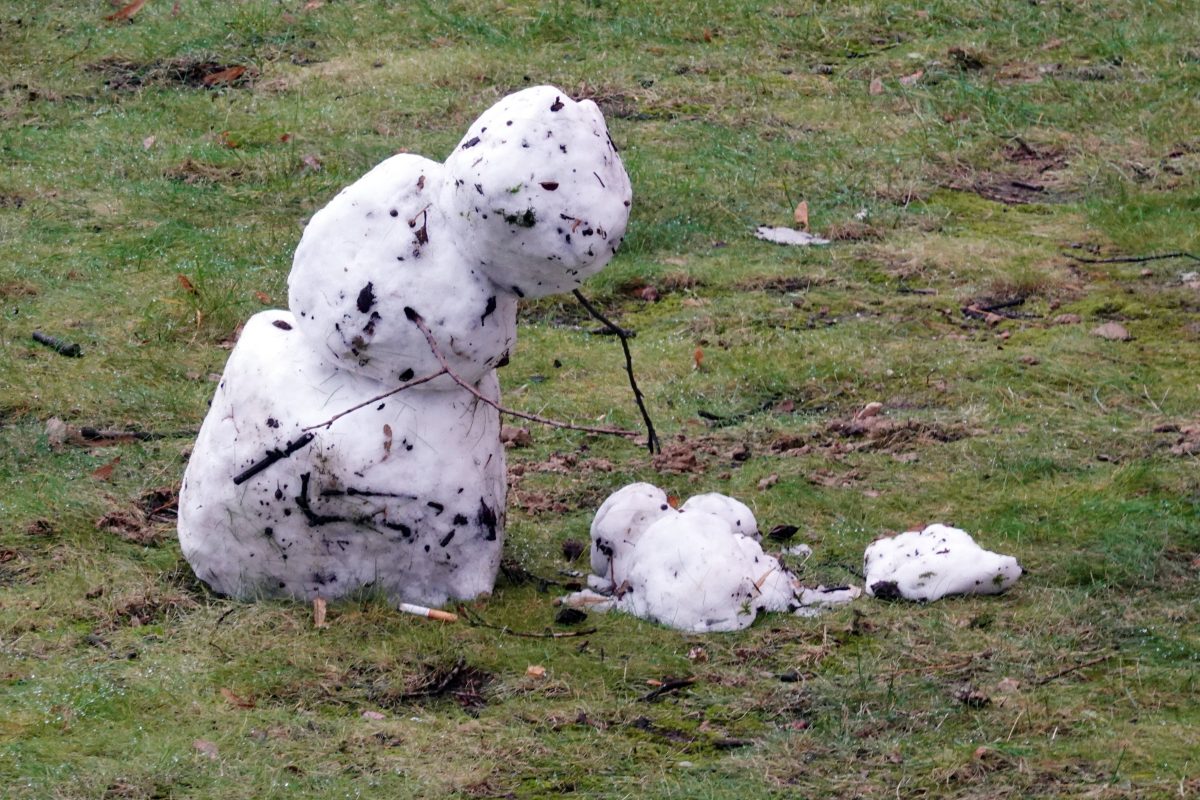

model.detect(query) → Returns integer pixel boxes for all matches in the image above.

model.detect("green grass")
[2,1,1199,797]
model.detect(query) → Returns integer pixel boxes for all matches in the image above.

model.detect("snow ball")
[288,154,516,387]
[589,482,676,589]
[863,524,1022,602]
[618,511,792,633]
[680,492,760,540]
[440,85,633,298]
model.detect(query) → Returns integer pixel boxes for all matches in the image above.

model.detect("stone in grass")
[1091,321,1132,341]
[863,524,1022,602]
[179,86,632,607]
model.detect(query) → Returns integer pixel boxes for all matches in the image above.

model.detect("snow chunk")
[755,226,830,246]
[680,492,759,540]
[863,524,1022,602]
[440,86,633,298]
[589,482,676,590]
[619,511,792,633]
[579,484,817,632]
[289,154,516,388]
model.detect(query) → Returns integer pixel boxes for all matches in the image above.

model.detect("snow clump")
[566,483,859,632]
[863,524,1022,602]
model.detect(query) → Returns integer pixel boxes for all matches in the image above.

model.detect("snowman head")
[439,86,633,299]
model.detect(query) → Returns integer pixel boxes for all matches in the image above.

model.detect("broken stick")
[32,330,82,357]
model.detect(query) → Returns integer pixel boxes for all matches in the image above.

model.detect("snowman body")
[178,86,631,606]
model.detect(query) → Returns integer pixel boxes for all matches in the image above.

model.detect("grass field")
[1,1,1198,797]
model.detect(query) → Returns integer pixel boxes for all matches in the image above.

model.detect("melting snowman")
[178,87,632,607]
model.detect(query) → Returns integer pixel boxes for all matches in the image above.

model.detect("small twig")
[457,605,596,639]
[231,433,315,486]
[405,306,640,441]
[1034,652,1115,686]
[886,657,977,678]
[1064,251,1200,265]
[301,369,449,432]
[572,290,660,454]
[32,331,82,357]
[976,296,1028,313]
[639,676,697,702]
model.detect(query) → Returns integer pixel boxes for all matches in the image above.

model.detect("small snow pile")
[863,524,1022,602]
[566,483,859,632]
[754,226,830,246]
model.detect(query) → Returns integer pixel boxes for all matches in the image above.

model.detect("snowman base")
[178,312,506,606]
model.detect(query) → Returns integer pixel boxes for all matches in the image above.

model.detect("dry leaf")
[253,290,271,304]
[303,0,324,9]
[279,132,293,144]
[382,424,393,458]
[899,70,924,87]
[177,274,197,295]
[793,200,809,231]
[171,1,180,16]
[192,739,219,760]
[687,646,708,663]
[525,665,546,679]
[869,76,884,95]
[91,456,121,481]
[202,66,246,87]
[313,596,328,628]
[220,688,255,709]
[217,130,239,149]
[142,135,156,150]
[693,347,704,371]
[301,154,322,171]
[105,0,148,22]
[757,473,779,490]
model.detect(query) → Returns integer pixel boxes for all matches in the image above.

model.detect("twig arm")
[571,290,660,454]
[403,306,640,440]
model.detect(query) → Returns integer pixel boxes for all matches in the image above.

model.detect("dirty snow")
[863,524,1022,602]
[179,87,631,606]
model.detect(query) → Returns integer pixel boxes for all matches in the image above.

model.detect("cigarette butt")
[398,602,458,622]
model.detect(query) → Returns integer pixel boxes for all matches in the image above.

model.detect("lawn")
[1,1,1198,798]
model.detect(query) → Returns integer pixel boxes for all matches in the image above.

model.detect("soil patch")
[89,57,254,91]
[939,140,1070,205]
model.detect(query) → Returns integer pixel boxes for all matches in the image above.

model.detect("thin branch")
[1034,651,1115,686]
[571,290,661,454]
[32,330,82,357]
[456,604,597,639]
[404,306,640,440]
[1064,251,1200,265]
[301,368,448,432]
[639,676,697,702]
